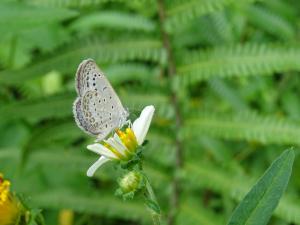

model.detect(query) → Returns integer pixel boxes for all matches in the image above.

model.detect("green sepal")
[119,145,144,170]
[115,188,135,200]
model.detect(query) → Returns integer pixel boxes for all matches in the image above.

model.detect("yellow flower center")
[116,128,138,153]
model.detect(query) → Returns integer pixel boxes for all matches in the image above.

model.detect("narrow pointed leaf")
[227,149,295,225]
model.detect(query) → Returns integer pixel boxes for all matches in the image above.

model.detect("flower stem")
[143,175,161,225]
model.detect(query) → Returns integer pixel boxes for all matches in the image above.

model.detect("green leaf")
[177,44,300,85]
[184,111,300,146]
[0,2,78,34]
[0,39,164,85]
[70,11,156,32]
[30,190,151,224]
[165,0,257,32]
[184,160,300,224]
[145,199,161,214]
[227,149,295,225]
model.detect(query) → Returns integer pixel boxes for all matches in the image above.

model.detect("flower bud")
[119,171,143,194]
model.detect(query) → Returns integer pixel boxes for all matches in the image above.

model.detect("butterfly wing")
[73,59,129,140]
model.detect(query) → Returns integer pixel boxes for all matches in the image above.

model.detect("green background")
[0,0,299,224]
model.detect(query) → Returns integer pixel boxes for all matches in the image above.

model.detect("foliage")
[0,0,299,225]
[227,149,294,225]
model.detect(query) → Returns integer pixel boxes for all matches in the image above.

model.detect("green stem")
[143,175,161,225]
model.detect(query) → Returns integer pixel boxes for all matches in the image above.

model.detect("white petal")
[132,105,155,145]
[87,143,117,159]
[106,137,127,155]
[87,156,110,177]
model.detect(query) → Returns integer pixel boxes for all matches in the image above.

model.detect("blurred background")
[0,0,300,224]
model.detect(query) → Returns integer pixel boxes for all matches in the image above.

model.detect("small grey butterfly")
[73,59,129,140]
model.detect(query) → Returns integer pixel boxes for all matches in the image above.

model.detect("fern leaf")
[178,199,224,225]
[0,91,170,124]
[208,78,249,111]
[165,0,257,32]
[245,5,295,40]
[122,92,173,119]
[177,43,300,85]
[105,63,160,85]
[262,0,297,21]
[184,111,300,146]
[0,2,78,34]
[28,121,83,149]
[25,0,152,8]
[30,190,151,224]
[0,39,165,85]
[70,11,156,32]
[0,93,75,122]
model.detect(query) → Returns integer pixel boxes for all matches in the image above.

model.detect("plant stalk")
[144,175,161,225]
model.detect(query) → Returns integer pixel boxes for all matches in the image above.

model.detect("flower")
[0,174,20,225]
[86,105,155,177]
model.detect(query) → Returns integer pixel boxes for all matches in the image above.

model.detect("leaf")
[0,2,78,34]
[165,0,257,32]
[0,39,164,85]
[30,190,151,224]
[145,199,161,214]
[227,149,295,225]
[70,11,156,32]
[177,43,300,85]
[184,111,300,146]
[0,93,75,122]
[184,160,300,223]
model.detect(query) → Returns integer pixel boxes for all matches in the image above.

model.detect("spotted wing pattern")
[73,59,129,140]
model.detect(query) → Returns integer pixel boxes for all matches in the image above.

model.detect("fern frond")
[122,92,173,119]
[0,39,165,85]
[70,11,156,32]
[184,111,300,146]
[25,0,152,8]
[245,5,295,40]
[165,0,256,32]
[30,190,151,224]
[0,90,171,122]
[178,200,224,225]
[184,161,300,223]
[173,11,234,47]
[262,0,297,21]
[28,121,83,148]
[105,63,160,85]
[0,2,78,33]
[0,93,75,122]
[177,43,300,85]
[208,78,248,111]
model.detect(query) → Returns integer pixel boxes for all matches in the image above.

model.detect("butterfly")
[73,59,129,141]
